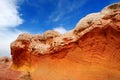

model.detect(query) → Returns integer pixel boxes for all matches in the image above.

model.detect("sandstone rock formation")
[0,57,22,80]
[0,2,120,80]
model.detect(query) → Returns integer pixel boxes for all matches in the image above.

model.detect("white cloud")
[53,26,67,34]
[0,29,23,57]
[0,0,23,28]
[0,0,24,57]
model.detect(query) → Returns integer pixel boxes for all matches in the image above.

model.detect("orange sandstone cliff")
[0,3,120,80]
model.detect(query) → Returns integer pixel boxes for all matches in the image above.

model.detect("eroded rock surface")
[0,57,22,80]
[0,2,120,80]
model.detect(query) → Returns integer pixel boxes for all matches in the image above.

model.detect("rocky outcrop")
[0,57,22,80]
[1,2,120,80]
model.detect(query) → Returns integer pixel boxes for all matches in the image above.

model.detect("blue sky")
[0,0,120,57]
[17,0,120,34]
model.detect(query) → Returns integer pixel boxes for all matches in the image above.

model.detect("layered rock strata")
[1,2,120,80]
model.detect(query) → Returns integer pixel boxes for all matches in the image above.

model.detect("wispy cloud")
[25,0,55,7]
[0,0,24,57]
[49,0,88,22]
[53,26,67,34]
